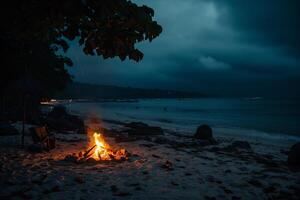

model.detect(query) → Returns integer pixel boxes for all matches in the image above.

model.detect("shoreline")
[78,110,300,153]
[0,108,299,199]
[65,98,300,139]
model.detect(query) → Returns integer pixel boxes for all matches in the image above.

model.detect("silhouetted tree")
[0,0,162,117]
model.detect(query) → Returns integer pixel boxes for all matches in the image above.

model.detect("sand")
[0,118,299,200]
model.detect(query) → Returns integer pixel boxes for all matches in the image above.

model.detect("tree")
[1,0,162,147]
[0,0,162,116]
[0,0,162,147]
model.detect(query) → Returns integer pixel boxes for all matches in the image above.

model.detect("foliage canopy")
[0,0,162,95]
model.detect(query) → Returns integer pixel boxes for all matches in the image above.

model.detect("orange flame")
[89,132,127,161]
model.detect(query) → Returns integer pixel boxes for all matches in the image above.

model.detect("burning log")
[86,132,128,161]
[65,132,129,163]
[83,145,96,159]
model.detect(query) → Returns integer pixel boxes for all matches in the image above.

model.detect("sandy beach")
[1,112,299,200]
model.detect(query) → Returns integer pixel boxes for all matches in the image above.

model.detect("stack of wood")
[64,145,130,163]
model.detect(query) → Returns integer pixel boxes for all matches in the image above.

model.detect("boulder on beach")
[194,124,217,145]
[46,105,86,134]
[125,122,163,136]
[288,142,300,167]
[194,124,213,140]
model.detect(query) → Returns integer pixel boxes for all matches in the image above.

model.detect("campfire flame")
[88,132,127,161]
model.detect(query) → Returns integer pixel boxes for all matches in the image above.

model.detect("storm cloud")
[68,0,300,98]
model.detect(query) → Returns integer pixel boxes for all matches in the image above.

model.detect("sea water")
[67,98,300,142]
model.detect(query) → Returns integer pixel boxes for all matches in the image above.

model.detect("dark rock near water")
[288,142,300,167]
[194,124,213,140]
[194,124,217,145]
[46,105,86,134]
[125,122,163,136]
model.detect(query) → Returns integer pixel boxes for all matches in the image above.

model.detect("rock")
[287,142,300,167]
[231,141,251,150]
[194,124,213,140]
[46,105,86,134]
[194,124,217,145]
[125,122,163,136]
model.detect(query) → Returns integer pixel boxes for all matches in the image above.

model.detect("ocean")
[67,98,300,142]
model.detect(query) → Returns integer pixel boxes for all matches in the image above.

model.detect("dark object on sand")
[231,141,251,150]
[0,122,19,135]
[288,142,300,167]
[194,124,217,145]
[194,124,213,140]
[29,126,56,151]
[125,122,163,136]
[46,105,86,134]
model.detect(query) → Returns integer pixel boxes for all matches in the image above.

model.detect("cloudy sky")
[67,0,300,98]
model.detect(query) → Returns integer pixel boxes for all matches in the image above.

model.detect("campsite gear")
[30,126,55,150]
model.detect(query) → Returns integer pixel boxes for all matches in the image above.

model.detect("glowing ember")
[87,132,128,161]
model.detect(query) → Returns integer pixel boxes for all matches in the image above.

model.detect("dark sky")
[67,0,300,98]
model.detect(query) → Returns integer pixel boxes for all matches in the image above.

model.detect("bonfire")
[87,132,128,161]
[65,132,129,163]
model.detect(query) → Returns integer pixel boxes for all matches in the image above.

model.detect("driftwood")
[83,145,96,159]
